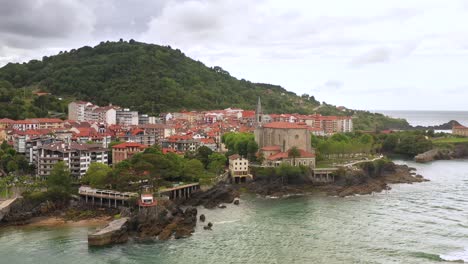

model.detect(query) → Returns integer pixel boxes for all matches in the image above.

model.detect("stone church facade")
[254,97,316,168]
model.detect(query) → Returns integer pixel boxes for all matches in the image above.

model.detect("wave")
[440,248,468,263]
[215,220,239,225]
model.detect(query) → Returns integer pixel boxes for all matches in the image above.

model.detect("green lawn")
[432,137,468,144]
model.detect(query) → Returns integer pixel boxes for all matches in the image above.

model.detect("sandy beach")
[25,216,113,228]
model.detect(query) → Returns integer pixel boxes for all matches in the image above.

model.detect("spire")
[255,96,262,126]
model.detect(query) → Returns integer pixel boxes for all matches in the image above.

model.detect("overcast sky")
[1,0,468,110]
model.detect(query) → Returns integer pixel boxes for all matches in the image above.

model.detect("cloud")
[0,0,468,110]
[350,47,393,66]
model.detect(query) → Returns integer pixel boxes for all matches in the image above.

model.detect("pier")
[312,168,338,183]
[159,183,200,200]
[0,198,18,222]
[78,186,138,208]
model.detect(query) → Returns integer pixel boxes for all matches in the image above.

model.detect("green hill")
[0,40,409,130]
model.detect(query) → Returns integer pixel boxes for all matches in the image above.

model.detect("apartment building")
[37,142,108,178]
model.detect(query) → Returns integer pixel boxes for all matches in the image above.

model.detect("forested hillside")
[0,40,409,130]
[0,40,322,114]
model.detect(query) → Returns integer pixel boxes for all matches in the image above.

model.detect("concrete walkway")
[342,155,384,167]
[0,198,18,222]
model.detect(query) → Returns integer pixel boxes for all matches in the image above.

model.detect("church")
[254,98,316,168]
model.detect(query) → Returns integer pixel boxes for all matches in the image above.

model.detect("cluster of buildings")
[68,101,156,126]
[0,98,352,180]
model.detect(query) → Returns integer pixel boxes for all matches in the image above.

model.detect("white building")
[117,109,139,126]
[37,142,108,179]
[68,101,93,121]
[228,154,252,183]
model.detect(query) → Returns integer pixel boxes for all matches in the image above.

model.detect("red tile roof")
[267,149,315,160]
[261,145,281,151]
[262,122,308,129]
[112,142,147,149]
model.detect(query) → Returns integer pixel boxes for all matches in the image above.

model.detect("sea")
[0,111,467,264]
[377,110,468,127]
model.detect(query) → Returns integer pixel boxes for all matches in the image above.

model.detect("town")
[0,98,353,181]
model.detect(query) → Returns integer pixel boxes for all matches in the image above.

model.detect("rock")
[184,184,239,209]
[233,198,240,205]
[203,222,213,230]
[88,218,129,246]
[415,149,440,163]
[199,214,206,222]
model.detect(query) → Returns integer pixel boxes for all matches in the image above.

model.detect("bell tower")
[255,97,263,126]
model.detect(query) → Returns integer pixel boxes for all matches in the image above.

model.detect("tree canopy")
[0,40,411,130]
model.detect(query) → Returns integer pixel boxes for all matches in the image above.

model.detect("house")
[453,125,468,136]
[228,154,252,183]
[264,148,316,167]
[160,135,200,152]
[112,142,147,165]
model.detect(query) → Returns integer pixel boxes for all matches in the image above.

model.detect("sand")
[25,216,113,227]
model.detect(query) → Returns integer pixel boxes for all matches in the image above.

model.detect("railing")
[78,187,138,200]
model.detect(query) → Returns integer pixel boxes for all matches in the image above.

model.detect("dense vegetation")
[0,80,67,119]
[352,111,411,131]
[0,141,35,176]
[221,132,258,161]
[0,40,407,130]
[82,146,226,191]
[312,133,379,160]
[377,131,433,157]
[0,40,321,115]
[313,131,434,159]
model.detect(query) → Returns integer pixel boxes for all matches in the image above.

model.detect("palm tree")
[288,146,301,166]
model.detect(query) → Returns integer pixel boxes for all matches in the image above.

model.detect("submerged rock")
[199,214,206,222]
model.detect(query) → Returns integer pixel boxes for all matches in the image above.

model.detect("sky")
[1,0,468,111]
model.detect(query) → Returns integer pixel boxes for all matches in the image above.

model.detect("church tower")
[255,96,263,126]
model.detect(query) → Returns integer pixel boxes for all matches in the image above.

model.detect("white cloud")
[2,0,468,110]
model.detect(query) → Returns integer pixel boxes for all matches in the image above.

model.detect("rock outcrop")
[415,149,443,163]
[184,184,239,208]
[415,144,468,163]
[321,163,428,197]
[88,217,130,246]
[126,202,198,242]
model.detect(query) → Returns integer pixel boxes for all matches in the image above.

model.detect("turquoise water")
[1,160,467,264]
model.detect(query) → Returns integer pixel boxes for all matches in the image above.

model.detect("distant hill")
[0,40,410,130]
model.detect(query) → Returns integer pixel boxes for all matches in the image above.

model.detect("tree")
[207,153,227,175]
[288,146,301,166]
[182,159,205,181]
[247,140,259,161]
[83,163,111,188]
[46,162,72,196]
[195,146,213,168]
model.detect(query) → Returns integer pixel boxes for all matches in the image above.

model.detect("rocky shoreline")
[239,162,428,198]
[316,164,427,197]
[415,144,468,163]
